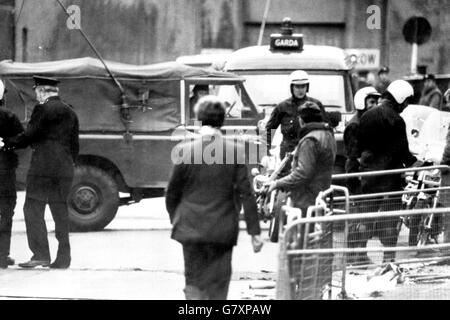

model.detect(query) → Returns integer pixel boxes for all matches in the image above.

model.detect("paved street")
[4,192,450,300]
[0,192,278,300]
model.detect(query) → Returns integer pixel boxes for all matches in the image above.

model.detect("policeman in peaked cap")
[4,74,79,269]
[32,76,60,88]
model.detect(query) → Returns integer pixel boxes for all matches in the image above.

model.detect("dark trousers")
[23,177,72,262]
[0,197,16,261]
[347,197,402,262]
[182,243,233,300]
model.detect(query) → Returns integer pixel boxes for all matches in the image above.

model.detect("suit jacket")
[5,96,79,200]
[165,128,261,246]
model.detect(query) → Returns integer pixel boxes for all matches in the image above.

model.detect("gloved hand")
[421,160,434,167]
[410,160,424,167]
[263,181,277,193]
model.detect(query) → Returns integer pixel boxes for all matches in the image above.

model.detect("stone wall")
[0,0,15,60]
[14,0,199,64]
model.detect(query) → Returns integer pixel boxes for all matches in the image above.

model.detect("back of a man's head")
[195,95,226,128]
[298,101,323,123]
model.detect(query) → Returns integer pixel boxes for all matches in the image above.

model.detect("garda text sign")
[345,49,380,70]
[270,34,304,52]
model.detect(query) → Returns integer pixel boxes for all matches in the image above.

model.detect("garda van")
[224,18,355,172]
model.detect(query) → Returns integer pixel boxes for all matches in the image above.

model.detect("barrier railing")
[276,165,450,300]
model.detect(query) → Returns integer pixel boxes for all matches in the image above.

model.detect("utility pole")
[257,0,271,46]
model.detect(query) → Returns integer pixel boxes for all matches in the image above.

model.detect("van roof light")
[281,17,293,36]
[269,17,303,52]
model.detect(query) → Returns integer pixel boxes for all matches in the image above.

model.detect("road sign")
[344,49,380,70]
[403,16,432,74]
[403,16,432,45]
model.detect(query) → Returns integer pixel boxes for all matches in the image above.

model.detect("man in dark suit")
[0,80,24,268]
[166,95,263,300]
[5,76,79,269]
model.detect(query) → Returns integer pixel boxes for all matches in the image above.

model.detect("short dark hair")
[298,101,323,123]
[196,95,226,128]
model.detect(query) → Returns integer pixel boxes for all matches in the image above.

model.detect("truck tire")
[68,165,119,232]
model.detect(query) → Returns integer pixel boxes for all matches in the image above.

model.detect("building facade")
[1,0,449,79]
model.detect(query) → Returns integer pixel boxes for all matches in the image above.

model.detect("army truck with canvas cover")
[0,57,264,231]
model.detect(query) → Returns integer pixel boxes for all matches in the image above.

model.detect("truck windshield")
[240,73,346,112]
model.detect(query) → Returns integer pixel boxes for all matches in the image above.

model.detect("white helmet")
[387,80,414,104]
[0,80,4,100]
[289,70,309,85]
[354,86,380,110]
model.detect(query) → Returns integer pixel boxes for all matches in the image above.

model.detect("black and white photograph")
[0,0,450,304]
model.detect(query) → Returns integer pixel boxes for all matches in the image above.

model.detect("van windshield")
[241,73,346,112]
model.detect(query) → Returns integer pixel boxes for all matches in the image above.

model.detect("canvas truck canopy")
[0,57,242,133]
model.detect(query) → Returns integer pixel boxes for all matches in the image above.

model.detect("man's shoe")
[49,260,70,269]
[18,260,50,269]
[6,256,15,266]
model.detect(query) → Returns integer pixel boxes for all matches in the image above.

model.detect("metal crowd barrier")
[276,165,450,300]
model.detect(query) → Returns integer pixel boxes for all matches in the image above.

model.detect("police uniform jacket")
[0,108,24,197]
[357,99,416,193]
[265,95,328,151]
[165,128,261,247]
[275,123,336,210]
[343,112,362,173]
[5,96,79,200]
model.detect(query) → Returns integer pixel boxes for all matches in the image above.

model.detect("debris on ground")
[331,263,407,299]
[249,281,276,290]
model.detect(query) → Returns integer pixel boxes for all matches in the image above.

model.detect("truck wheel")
[68,165,119,232]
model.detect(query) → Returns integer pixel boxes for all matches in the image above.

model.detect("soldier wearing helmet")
[0,79,24,268]
[344,87,380,193]
[352,80,420,264]
[344,87,380,264]
[265,70,329,165]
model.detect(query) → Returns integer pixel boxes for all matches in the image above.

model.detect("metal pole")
[410,16,418,75]
[257,0,271,46]
[411,43,418,74]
